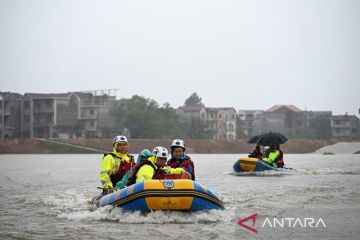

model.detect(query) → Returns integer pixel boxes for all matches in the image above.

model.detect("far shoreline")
[2,138,358,154]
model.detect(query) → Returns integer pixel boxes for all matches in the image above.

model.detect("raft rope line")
[239,160,276,169]
[110,189,224,209]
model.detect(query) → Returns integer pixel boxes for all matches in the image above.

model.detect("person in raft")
[126,146,187,185]
[248,145,263,159]
[99,135,135,194]
[167,139,196,180]
[261,145,280,167]
[115,148,153,190]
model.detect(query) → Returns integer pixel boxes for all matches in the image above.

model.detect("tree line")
[110,93,332,139]
[110,93,210,139]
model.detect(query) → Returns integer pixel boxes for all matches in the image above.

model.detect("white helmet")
[171,139,185,150]
[113,135,128,146]
[264,146,270,151]
[152,146,169,158]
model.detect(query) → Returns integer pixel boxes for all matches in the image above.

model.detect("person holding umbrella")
[261,145,280,167]
[254,131,287,168]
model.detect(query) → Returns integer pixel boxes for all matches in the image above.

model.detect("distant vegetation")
[110,93,334,140]
[110,93,209,139]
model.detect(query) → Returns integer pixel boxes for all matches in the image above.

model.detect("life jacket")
[248,151,262,159]
[103,153,135,187]
[167,155,195,180]
[152,168,166,180]
[126,159,157,186]
[276,150,284,168]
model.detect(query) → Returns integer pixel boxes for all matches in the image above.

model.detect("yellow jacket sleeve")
[136,165,155,183]
[162,166,184,174]
[262,152,278,165]
[100,154,115,189]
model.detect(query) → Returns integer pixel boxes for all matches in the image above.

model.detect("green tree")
[110,95,157,138]
[155,107,188,138]
[184,92,204,106]
[110,95,187,138]
[183,117,209,138]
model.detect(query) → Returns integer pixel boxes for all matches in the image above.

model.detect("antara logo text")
[237,213,327,234]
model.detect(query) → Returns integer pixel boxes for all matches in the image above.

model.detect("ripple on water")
[299,168,360,175]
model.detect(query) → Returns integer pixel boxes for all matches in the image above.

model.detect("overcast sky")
[1,0,359,115]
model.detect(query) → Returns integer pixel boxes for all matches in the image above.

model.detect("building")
[305,110,332,127]
[0,92,22,139]
[21,93,78,138]
[331,114,360,140]
[176,105,237,140]
[73,90,117,138]
[176,105,207,121]
[237,110,264,137]
[264,105,305,136]
[252,115,285,136]
[238,105,304,138]
[20,90,117,139]
[206,107,237,140]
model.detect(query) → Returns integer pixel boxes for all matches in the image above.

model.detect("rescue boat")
[233,157,295,173]
[91,179,224,212]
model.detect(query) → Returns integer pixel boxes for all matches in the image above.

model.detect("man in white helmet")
[167,139,196,180]
[126,146,185,184]
[99,135,135,194]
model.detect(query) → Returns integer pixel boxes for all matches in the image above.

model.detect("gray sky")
[1,0,359,116]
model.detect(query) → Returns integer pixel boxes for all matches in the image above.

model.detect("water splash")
[38,188,233,224]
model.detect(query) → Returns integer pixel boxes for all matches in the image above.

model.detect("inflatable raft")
[91,179,224,211]
[233,157,295,173]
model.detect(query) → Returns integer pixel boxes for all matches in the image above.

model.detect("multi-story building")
[264,105,305,136]
[237,110,264,137]
[176,105,237,140]
[21,93,78,138]
[73,90,116,138]
[304,110,332,127]
[176,105,207,121]
[206,107,236,140]
[21,90,117,139]
[252,115,286,136]
[331,114,360,140]
[0,92,22,139]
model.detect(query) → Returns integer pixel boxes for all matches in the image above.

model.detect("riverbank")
[0,138,343,154]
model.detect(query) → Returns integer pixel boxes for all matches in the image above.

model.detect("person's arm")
[136,165,155,183]
[269,151,278,161]
[100,155,114,189]
[162,166,184,174]
[180,160,193,177]
[262,156,272,164]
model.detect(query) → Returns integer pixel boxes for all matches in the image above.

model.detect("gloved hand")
[179,170,191,179]
[104,188,116,195]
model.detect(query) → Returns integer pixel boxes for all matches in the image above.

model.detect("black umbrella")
[247,133,263,144]
[255,132,288,146]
